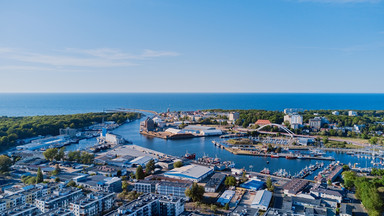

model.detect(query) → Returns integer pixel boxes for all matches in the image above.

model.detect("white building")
[228,112,240,122]
[251,190,272,211]
[284,114,303,128]
[332,111,339,116]
[164,164,213,182]
[165,128,184,134]
[129,156,155,167]
[348,111,357,116]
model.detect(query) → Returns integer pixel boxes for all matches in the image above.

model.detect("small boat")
[261,168,270,174]
[271,154,280,158]
[286,155,297,159]
[266,161,270,164]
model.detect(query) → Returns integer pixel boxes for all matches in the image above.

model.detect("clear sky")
[0,0,383,93]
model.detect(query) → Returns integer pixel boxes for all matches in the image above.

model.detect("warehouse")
[164,164,214,182]
[251,190,272,211]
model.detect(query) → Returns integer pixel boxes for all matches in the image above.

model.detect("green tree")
[22,176,37,185]
[342,171,357,190]
[266,177,274,192]
[343,164,350,171]
[210,204,218,213]
[135,165,145,180]
[52,164,60,176]
[55,177,60,183]
[327,179,332,186]
[55,147,65,161]
[224,203,229,210]
[80,152,94,164]
[185,182,205,202]
[370,137,379,145]
[36,167,43,183]
[224,176,237,187]
[122,181,129,191]
[67,180,77,187]
[43,148,58,161]
[323,136,329,144]
[173,161,183,168]
[67,151,81,162]
[145,159,155,175]
[0,155,12,173]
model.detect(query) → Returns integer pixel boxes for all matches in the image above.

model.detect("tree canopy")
[135,165,145,180]
[0,155,12,173]
[185,182,205,202]
[0,112,140,151]
[342,170,384,215]
[224,176,237,187]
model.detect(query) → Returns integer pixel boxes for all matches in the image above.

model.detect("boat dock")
[212,141,335,161]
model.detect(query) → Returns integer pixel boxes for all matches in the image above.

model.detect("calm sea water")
[1,93,384,116]
[2,93,382,178]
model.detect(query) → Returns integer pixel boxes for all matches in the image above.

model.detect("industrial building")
[217,190,236,206]
[251,190,272,211]
[240,179,265,191]
[204,173,226,193]
[164,164,213,182]
[182,125,222,136]
[283,179,309,197]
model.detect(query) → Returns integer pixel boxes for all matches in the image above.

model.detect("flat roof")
[205,173,226,189]
[130,156,153,165]
[164,164,213,181]
[251,190,272,208]
[217,190,235,204]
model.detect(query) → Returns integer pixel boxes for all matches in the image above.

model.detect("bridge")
[256,123,296,138]
[105,108,158,115]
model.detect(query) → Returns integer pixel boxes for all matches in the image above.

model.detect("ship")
[183,152,196,160]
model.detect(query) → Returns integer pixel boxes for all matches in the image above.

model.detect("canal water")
[66,120,381,180]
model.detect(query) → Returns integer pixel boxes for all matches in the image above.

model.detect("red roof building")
[255,120,271,126]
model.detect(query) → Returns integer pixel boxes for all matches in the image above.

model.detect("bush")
[174,161,183,168]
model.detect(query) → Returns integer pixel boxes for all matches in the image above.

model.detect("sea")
[1,93,383,179]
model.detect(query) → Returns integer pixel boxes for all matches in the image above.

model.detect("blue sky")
[0,0,383,93]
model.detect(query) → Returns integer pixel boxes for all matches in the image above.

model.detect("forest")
[0,112,141,150]
[343,170,384,216]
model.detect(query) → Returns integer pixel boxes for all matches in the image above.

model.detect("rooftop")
[252,190,272,207]
[164,164,213,181]
[283,179,309,195]
[205,173,226,189]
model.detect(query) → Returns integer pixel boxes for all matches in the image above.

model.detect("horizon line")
[1,92,384,94]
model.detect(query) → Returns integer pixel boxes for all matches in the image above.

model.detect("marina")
[59,119,383,179]
[212,140,335,161]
